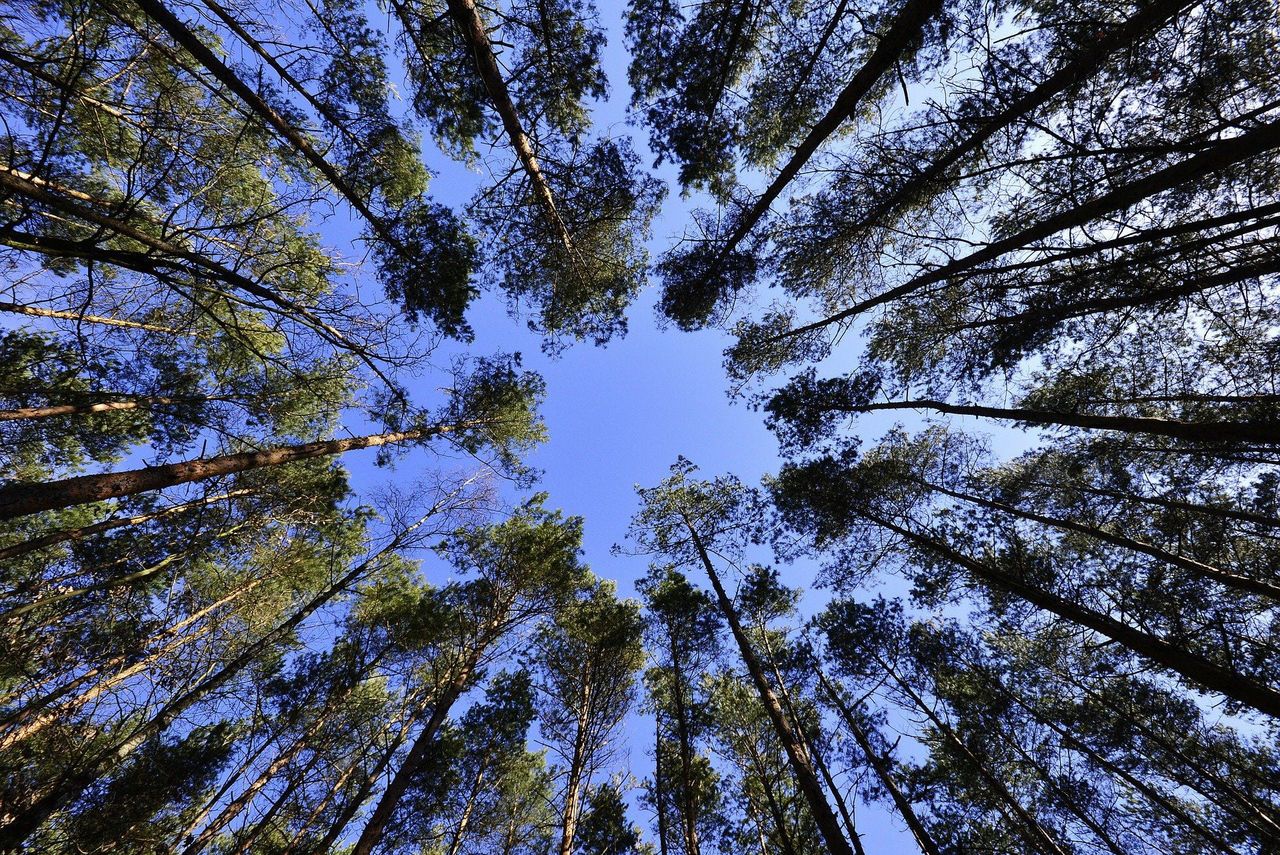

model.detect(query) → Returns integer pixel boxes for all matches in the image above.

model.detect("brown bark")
[862,509,1280,718]
[127,0,400,251]
[780,117,1280,340]
[441,0,577,259]
[840,398,1280,445]
[682,516,855,855]
[0,394,229,422]
[915,477,1280,602]
[0,425,447,521]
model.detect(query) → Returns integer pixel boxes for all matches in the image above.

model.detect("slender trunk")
[781,116,1280,339]
[440,0,576,259]
[557,672,593,855]
[349,671,475,855]
[762,638,863,855]
[0,395,228,422]
[445,762,488,855]
[0,571,266,747]
[862,509,1280,718]
[915,477,1280,601]
[0,488,254,562]
[0,300,179,335]
[4,521,254,618]
[1042,663,1277,848]
[0,425,445,520]
[1023,480,1280,532]
[667,637,700,855]
[0,513,431,848]
[654,713,671,855]
[0,168,383,379]
[814,667,942,855]
[682,516,855,855]
[837,398,1280,445]
[740,737,799,855]
[127,0,399,250]
[714,0,942,263]
[842,0,1193,240]
[879,659,1069,855]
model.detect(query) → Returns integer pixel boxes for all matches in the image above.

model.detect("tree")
[533,578,645,855]
[628,460,856,855]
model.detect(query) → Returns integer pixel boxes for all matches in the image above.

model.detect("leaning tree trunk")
[863,509,1280,719]
[682,515,856,855]
[0,425,450,520]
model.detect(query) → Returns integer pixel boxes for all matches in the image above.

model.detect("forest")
[1,0,1278,851]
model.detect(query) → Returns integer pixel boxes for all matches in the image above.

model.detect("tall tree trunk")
[878,658,1070,855]
[0,425,451,520]
[713,0,942,263]
[0,511,434,848]
[439,0,576,259]
[682,515,855,855]
[557,671,593,855]
[0,394,231,422]
[0,300,180,335]
[349,670,477,855]
[842,0,1194,240]
[0,488,255,562]
[653,714,671,855]
[127,0,400,250]
[832,398,1280,445]
[914,477,1280,601]
[862,509,1280,718]
[814,666,942,855]
[781,117,1280,339]
[667,636,701,855]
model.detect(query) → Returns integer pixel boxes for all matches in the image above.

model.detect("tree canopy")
[3,0,1279,852]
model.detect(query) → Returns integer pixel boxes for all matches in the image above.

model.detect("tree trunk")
[0,300,180,335]
[781,116,1280,339]
[683,516,855,855]
[814,667,942,855]
[0,426,445,520]
[0,511,433,848]
[915,477,1280,601]
[349,672,475,855]
[0,488,254,562]
[879,659,1070,855]
[440,0,576,259]
[714,0,943,261]
[128,0,400,250]
[653,714,671,855]
[838,398,1280,445]
[842,0,1193,241]
[863,509,1280,718]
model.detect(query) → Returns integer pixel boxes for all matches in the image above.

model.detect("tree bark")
[780,117,1280,339]
[839,398,1280,445]
[682,516,855,855]
[814,667,942,855]
[862,509,1280,719]
[0,425,448,520]
[440,0,576,259]
[713,0,943,262]
[915,477,1280,602]
[0,488,254,562]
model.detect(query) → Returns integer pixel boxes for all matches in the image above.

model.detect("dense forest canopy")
[1,0,1278,851]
